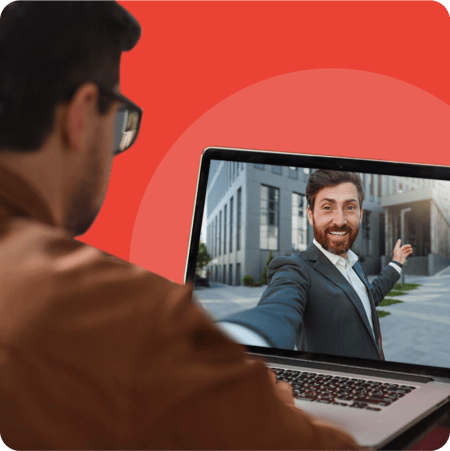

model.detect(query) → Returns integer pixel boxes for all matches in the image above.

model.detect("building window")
[363,210,372,255]
[223,264,226,284]
[229,197,234,253]
[369,174,374,196]
[292,193,307,252]
[288,167,298,179]
[236,263,241,286]
[224,205,227,255]
[237,188,242,251]
[214,216,217,257]
[210,224,212,254]
[254,164,264,170]
[378,175,382,198]
[229,264,233,286]
[272,165,282,175]
[260,185,279,250]
[219,211,222,256]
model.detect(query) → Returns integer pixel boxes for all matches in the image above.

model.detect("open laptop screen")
[186,148,450,373]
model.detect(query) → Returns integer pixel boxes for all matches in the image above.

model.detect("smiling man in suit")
[220,170,412,360]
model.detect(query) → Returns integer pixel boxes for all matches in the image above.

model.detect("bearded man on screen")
[221,170,413,360]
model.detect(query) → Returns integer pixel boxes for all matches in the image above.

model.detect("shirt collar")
[313,238,359,270]
[0,164,55,226]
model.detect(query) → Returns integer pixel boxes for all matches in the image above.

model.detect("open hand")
[393,239,413,265]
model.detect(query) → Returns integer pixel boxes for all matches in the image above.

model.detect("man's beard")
[64,138,111,237]
[312,218,360,256]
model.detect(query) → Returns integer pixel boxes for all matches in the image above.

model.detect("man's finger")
[275,380,296,406]
[269,370,277,383]
[394,239,401,249]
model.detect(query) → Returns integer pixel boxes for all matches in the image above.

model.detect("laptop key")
[296,394,317,401]
[350,403,368,409]
[354,398,391,406]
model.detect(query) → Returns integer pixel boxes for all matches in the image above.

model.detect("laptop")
[184,147,450,449]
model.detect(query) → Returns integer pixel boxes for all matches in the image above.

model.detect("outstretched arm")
[219,256,310,350]
[370,239,413,306]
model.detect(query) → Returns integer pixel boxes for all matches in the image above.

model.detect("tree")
[196,241,212,275]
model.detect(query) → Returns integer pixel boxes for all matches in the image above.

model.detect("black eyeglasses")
[98,86,143,156]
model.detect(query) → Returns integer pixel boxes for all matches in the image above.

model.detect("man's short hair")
[306,169,365,211]
[0,1,141,151]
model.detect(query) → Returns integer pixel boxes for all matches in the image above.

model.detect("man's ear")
[307,205,314,226]
[62,82,99,152]
[360,208,364,224]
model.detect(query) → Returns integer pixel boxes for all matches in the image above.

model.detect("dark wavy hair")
[306,169,365,211]
[0,1,141,151]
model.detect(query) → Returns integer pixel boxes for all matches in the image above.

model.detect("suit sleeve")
[219,256,310,350]
[368,264,401,307]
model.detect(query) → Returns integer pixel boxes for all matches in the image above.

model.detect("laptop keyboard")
[270,367,417,412]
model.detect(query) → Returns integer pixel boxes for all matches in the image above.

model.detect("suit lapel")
[306,245,379,350]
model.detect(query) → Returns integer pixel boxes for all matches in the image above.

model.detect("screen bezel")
[185,147,450,379]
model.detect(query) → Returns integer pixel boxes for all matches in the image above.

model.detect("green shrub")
[377,310,390,318]
[379,298,403,307]
[260,251,274,285]
[243,275,254,287]
[393,283,420,291]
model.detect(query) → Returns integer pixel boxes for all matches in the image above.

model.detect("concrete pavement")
[374,269,450,369]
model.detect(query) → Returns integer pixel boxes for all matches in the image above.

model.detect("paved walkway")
[195,269,450,369]
[374,270,450,369]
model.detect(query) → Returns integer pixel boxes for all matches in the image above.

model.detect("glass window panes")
[260,185,279,250]
[272,166,282,175]
[292,193,307,252]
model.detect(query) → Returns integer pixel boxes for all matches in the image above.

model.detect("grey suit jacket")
[223,244,400,360]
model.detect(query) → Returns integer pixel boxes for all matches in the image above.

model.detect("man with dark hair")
[306,170,365,212]
[0,2,361,449]
[221,170,412,360]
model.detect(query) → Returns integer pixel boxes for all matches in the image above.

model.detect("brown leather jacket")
[0,164,360,449]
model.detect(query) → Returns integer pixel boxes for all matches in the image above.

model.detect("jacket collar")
[0,164,55,226]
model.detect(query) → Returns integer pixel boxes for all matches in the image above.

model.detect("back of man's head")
[0,1,141,152]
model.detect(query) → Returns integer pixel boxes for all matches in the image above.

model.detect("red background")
[0,2,448,450]
[77,2,450,449]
